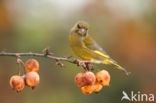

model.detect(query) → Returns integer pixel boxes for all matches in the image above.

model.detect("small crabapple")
[96,70,110,86]
[74,72,84,87]
[25,72,40,89]
[83,71,96,85]
[9,75,25,92]
[93,83,103,93]
[25,59,39,72]
[75,71,96,87]
[80,85,95,95]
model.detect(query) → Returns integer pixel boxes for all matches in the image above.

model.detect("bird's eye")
[77,24,81,29]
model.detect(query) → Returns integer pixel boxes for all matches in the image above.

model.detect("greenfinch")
[69,21,129,75]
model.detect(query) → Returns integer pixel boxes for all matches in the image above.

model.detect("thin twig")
[0,51,95,71]
[0,51,74,63]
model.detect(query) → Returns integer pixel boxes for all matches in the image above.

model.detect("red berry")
[75,71,96,87]
[25,59,39,72]
[25,72,40,89]
[96,70,110,86]
[83,71,96,85]
[9,75,25,92]
[74,72,84,87]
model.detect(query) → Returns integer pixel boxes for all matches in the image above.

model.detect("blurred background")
[0,0,156,103]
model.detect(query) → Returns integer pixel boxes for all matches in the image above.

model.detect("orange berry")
[25,72,40,89]
[25,59,39,72]
[80,85,95,95]
[93,83,103,93]
[9,75,25,92]
[96,70,110,86]
[75,71,96,87]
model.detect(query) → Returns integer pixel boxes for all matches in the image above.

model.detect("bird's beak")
[78,28,87,36]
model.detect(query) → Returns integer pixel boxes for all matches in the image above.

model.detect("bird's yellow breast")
[69,33,94,60]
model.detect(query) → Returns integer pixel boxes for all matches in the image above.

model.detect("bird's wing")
[83,35,129,75]
[83,35,103,51]
[83,35,110,58]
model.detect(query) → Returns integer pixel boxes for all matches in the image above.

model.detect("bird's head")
[71,21,89,37]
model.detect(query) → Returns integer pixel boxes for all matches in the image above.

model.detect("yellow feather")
[94,50,109,58]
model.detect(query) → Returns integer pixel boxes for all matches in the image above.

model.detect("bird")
[69,20,130,75]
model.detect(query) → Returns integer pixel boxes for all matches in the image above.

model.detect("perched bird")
[69,21,130,75]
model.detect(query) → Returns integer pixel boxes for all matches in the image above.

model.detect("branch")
[0,51,72,62]
[0,50,92,70]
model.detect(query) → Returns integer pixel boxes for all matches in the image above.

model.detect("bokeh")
[0,0,156,103]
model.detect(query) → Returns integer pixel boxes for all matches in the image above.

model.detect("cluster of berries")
[9,58,110,95]
[75,70,110,95]
[9,59,40,92]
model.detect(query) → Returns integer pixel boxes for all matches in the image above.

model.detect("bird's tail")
[103,59,130,75]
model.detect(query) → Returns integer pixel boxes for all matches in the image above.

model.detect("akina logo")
[121,91,155,102]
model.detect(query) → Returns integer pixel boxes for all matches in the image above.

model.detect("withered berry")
[93,83,103,93]
[74,72,84,87]
[96,70,110,86]
[25,59,39,72]
[80,85,95,95]
[75,71,96,87]
[25,72,40,89]
[9,75,25,92]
